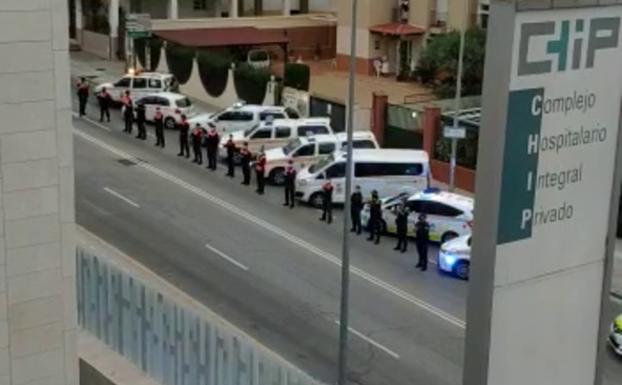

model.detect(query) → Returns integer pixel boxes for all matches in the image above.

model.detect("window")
[137,96,155,106]
[294,144,315,157]
[409,201,463,217]
[325,162,346,178]
[275,126,291,138]
[319,143,336,155]
[115,77,131,87]
[216,111,235,121]
[175,98,192,108]
[233,111,254,122]
[351,140,377,149]
[354,162,424,177]
[251,129,272,139]
[297,125,330,137]
[153,97,170,106]
[193,0,207,10]
[260,112,286,121]
[133,77,147,89]
[148,78,162,89]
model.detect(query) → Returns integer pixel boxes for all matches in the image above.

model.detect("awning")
[153,27,289,48]
[369,22,426,37]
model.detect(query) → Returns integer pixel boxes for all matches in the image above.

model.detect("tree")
[414,28,486,98]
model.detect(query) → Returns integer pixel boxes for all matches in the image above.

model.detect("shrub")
[149,38,163,71]
[165,43,195,85]
[197,49,233,97]
[233,64,271,105]
[283,63,310,91]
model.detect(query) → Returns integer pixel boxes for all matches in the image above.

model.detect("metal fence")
[77,248,324,385]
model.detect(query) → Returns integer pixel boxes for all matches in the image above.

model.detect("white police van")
[188,103,292,134]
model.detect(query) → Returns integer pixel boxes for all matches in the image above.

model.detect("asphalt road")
[72,100,622,385]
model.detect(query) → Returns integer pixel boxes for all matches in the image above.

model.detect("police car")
[609,313,622,356]
[94,72,178,103]
[360,188,474,244]
[438,234,472,280]
[188,103,291,134]
[134,92,196,129]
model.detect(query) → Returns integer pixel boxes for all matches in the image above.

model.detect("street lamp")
[337,0,358,384]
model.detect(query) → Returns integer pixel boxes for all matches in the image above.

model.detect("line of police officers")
[79,83,431,271]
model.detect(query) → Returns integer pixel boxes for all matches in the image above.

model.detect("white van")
[218,117,333,162]
[264,132,379,185]
[296,149,431,207]
[94,72,178,103]
[188,103,291,134]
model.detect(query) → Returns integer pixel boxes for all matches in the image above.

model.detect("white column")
[168,0,179,19]
[109,0,119,37]
[230,0,239,17]
[283,0,291,16]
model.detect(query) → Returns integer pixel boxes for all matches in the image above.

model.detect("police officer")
[122,91,134,134]
[255,149,267,194]
[77,77,89,118]
[97,86,111,122]
[224,135,236,178]
[350,185,363,234]
[283,159,296,208]
[177,114,190,158]
[394,199,410,253]
[367,190,382,244]
[191,123,205,165]
[153,107,165,147]
[319,179,334,224]
[415,214,431,271]
[135,102,147,140]
[205,126,220,171]
[240,143,252,186]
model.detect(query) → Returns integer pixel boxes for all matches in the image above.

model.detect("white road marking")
[334,320,400,359]
[72,112,112,131]
[74,128,466,329]
[205,243,249,271]
[103,187,140,208]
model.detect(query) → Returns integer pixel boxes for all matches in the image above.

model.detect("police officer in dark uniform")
[135,102,147,140]
[224,135,236,177]
[350,185,363,234]
[240,143,252,185]
[122,91,134,134]
[77,77,89,117]
[415,214,431,271]
[97,87,111,122]
[191,123,205,165]
[367,190,382,244]
[394,199,410,253]
[153,107,165,147]
[255,150,267,194]
[177,114,190,158]
[205,126,220,171]
[319,179,334,224]
[283,160,296,208]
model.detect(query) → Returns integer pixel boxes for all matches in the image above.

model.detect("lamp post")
[337,0,358,384]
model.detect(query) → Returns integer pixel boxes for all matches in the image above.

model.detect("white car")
[438,234,472,280]
[218,117,334,162]
[264,132,379,185]
[188,103,291,134]
[94,72,178,103]
[609,314,622,356]
[134,93,197,129]
[361,188,474,244]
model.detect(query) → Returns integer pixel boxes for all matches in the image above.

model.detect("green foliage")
[135,38,147,68]
[283,63,310,91]
[165,43,195,85]
[233,64,271,105]
[434,128,479,169]
[149,38,163,71]
[135,38,164,71]
[414,28,487,98]
[197,49,233,97]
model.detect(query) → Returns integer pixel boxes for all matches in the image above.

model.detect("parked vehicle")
[438,234,472,280]
[133,93,197,129]
[296,148,426,207]
[360,188,473,244]
[188,103,291,134]
[247,49,271,69]
[218,117,334,162]
[94,72,178,103]
[266,132,379,186]
[609,314,622,356]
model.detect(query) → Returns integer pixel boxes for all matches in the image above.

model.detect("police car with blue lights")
[360,188,474,244]
[438,234,472,280]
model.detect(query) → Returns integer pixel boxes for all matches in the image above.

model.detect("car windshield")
[175,98,192,108]
[283,138,303,155]
[309,154,335,174]
[244,124,260,138]
[384,192,410,206]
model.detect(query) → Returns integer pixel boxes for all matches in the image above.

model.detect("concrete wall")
[81,30,113,60]
[0,2,77,385]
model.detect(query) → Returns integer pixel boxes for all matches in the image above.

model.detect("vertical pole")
[337,1,357,385]
[450,0,468,192]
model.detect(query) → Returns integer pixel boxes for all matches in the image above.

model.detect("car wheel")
[309,192,324,209]
[164,117,176,130]
[269,168,286,186]
[441,232,459,244]
[454,260,470,280]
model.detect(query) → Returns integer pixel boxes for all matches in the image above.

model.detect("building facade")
[0,1,77,385]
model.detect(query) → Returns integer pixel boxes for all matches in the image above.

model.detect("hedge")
[149,38,163,71]
[197,49,232,97]
[135,38,147,69]
[283,63,310,91]
[233,64,271,105]
[165,43,195,85]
